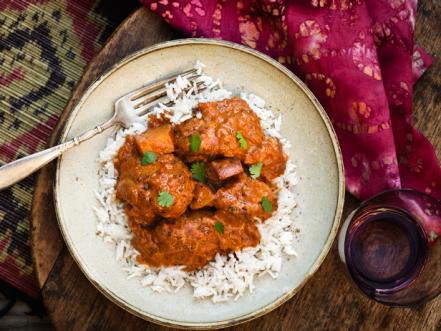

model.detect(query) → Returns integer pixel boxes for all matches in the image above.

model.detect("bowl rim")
[54,38,345,329]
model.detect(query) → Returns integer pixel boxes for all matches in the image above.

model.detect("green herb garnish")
[189,134,201,152]
[157,191,173,207]
[236,131,247,149]
[214,221,224,235]
[191,162,206,183]
[141,151,157,165]
[249,162,263,179]
[261,196,273,213]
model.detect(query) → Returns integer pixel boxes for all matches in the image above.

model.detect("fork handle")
[0,120,115,191]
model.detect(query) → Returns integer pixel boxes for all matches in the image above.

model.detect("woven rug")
[0,0,139,299]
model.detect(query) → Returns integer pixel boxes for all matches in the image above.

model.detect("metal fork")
[0,68,203,190]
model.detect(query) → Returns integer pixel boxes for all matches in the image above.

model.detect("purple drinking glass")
[338,189,441,306]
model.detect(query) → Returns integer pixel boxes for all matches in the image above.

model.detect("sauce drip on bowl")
[113,97,287,271]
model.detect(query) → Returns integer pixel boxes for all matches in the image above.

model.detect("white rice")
[94,64,299,303]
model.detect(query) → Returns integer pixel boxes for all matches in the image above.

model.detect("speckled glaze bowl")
[54,39,345,329]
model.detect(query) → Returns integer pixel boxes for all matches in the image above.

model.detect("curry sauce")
[114,97,287,271]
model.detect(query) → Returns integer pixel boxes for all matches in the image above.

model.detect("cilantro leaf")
[236,131,247,149]
[261,196,273,213]
[157,191,173,207]
[249,162,263,179]
[189,134,201,152]
[214,221,224,235]
[141,151,157,165]
[191,162,206,182]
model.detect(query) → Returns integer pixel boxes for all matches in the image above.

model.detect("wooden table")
[30,3,441,330]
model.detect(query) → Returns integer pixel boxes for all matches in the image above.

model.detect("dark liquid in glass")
[346,208,427,294]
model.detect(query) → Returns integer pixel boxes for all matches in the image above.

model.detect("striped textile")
[0,0,138,298]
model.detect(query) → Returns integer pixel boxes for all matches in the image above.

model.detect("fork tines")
[130,68,200,105]
[131,69,207,115]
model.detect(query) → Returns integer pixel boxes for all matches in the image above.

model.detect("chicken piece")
[115,178,155,225]
[134,124,175,155]
[190,183,215,209]
[131,210,260,271]
[216,210,260,251]
[148,154,196,219]
[115,137,195,221]
[244,136,287,180]
[174,97,264,161]
[147,112,171,129]
[115,137,160,182]
[206,158,243,183]
[215,174,277,221]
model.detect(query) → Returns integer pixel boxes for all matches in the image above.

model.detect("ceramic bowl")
[54,39,345,329]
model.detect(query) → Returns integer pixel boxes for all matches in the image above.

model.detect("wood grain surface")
[30,3,441,331]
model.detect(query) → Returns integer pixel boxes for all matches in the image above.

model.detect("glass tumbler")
[338,189,441,306]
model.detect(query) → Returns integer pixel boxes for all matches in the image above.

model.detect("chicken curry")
[114,97,287,271]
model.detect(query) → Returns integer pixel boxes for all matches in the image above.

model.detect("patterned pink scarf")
[140,0,439,201]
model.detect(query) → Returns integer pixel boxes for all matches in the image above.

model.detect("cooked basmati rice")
[94,65,299,303]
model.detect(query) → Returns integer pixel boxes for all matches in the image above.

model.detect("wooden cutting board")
[30,5,441,330]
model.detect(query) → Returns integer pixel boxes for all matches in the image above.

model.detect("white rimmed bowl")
[54,39,345,329]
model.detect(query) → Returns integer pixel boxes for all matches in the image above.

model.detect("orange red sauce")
[114,97,287,271]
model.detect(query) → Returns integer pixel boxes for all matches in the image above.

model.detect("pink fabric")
[141,0,440,201]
